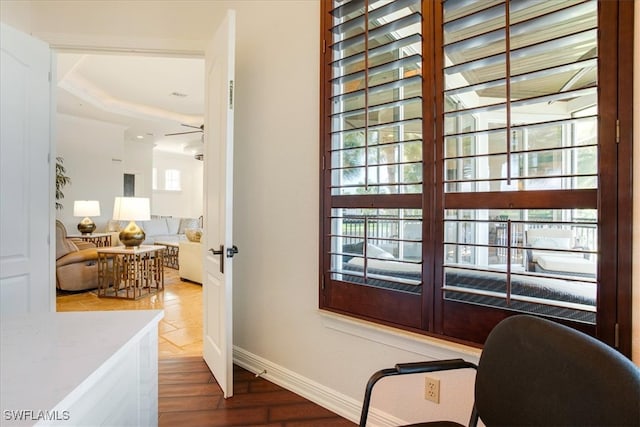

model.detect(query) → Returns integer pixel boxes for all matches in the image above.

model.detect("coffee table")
[155,241,179,269]
[96,245,165,300]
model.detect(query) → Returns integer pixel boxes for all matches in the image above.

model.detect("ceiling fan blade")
[180,123,204,130]
[165,130,203,136]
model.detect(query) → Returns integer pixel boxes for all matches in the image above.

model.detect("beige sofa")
[108,216,201,246]
[178,241,203,284]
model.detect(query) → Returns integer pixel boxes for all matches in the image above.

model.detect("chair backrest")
[55,220,77,259]
[475,315,640,427]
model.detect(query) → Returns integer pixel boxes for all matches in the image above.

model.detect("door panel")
[0,23,53,314]
[202,10,236,398]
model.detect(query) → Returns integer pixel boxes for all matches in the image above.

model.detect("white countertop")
[1,310,163,424]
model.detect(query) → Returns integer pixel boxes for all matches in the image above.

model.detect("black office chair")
[360,315,640,427]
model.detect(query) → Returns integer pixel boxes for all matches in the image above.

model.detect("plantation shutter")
[438,0,602,339]
[321,0,630,350]
[322,0,426,328]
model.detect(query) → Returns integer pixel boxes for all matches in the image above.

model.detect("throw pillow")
[366,244,395,259]
[179,218,200,234]
[185,228,203,242]
[166,217,181,235]
[142,218,169,236]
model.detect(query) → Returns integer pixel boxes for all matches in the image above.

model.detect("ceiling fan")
[165,123,204,136]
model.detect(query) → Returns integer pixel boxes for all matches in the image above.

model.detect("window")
[164,169,181,191]
[123,173,135,196]
[320,0,633,353]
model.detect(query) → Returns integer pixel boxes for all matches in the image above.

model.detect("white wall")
[152,150,203,218]
[123,138,154,200]
[55,113,156,233]
[55,113,206,233]
[55,113,125,233]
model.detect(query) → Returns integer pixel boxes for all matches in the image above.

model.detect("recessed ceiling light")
[171,92,188,97]
[136,135,144,139]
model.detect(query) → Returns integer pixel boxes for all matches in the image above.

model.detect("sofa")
[525,228,596,277]
[56,220,100,291]
[108,216,201,246]
[339,241,596,323]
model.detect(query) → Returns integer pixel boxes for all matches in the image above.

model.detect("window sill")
[152,189,183,194]
[319,310,481,362]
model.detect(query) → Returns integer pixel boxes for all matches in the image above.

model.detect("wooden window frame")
[319,0,633,355]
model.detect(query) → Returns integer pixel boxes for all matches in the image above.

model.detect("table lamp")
[112,197,150,248]
[73,200,100,234]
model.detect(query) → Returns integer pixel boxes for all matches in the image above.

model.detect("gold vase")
[119,220,145,248]
[77,217,96,235]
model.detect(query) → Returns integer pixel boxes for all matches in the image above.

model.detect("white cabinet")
[1,310,163,426]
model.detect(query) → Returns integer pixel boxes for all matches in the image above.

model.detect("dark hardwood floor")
[159,357,356,426]
[59,267,355,425]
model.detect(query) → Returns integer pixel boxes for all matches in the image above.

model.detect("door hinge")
[229,80,234,110]
[321,275,325,291]
[322,39,326,54]
[322,155,326,171]
[614,323,620,348]
[615,119,620,144]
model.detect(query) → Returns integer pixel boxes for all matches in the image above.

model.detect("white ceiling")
[1,0,235,156]
[56,52,205,155]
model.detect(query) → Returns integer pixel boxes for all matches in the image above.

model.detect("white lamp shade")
[112,197,151,221]
[73,200,100,217]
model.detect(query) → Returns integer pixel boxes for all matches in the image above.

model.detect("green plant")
[55,156,71,210]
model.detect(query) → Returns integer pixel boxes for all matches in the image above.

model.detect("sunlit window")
[152,168,158,190]
[165,169,181,191]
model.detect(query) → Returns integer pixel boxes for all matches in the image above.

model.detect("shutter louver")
[440,0,598,325]
[324,0,424,325]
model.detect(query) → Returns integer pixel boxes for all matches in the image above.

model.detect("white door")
[202,10,236,398]
[0,23,54,314]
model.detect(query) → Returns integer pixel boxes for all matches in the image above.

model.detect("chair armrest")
[56,248,98,267]
[70,239,97,250]
[359,359,477,427]
[395,359,477,374]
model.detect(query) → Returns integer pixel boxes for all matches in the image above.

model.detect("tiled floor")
[56,267,203,358]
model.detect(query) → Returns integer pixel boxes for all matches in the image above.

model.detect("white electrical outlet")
[425,376,440,403]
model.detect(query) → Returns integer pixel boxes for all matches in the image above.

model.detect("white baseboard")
[233,346,404,426]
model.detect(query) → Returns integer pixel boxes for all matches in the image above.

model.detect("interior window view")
[321,0,630,346]
[1,1,638,426]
